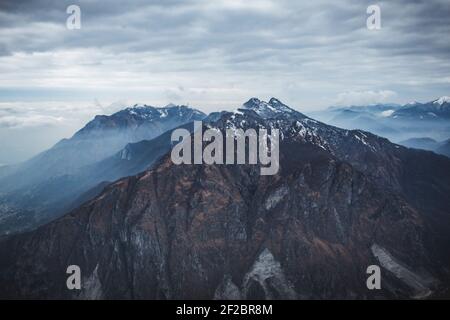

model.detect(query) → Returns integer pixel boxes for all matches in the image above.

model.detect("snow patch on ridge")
[265,186,288,210]
[433,96,450,105]
[79,264,104,300]
[242,248,297,299]
[371,244,433,299]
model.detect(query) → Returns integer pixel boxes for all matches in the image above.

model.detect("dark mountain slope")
[0,142,435,299]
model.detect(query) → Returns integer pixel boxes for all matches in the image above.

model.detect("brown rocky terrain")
[0,98,449,299]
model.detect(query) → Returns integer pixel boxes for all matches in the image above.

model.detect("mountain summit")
[433,96,450,105]
[240,97,300,118]
[74,104,205,140]
[392,96,450,119]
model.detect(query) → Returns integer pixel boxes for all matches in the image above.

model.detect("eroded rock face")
[0,140,445,299]
[214,275,241,300]
[0,98,449,299]
[371,244,434,299]
[78,264,104,300]
[242,248,297,300]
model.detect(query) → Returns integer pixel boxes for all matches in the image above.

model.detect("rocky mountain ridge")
[0,98,449,299]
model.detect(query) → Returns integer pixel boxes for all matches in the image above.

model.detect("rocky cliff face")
[0,98,449,299]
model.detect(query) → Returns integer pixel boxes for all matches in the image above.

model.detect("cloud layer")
[335,90,397,106]
[0,0,449,111]
[0,0,449,163]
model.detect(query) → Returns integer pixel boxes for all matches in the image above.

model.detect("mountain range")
[399,138,450,158]
[0,105,205,235]
[310,96,450,145]
[0,98,449,299]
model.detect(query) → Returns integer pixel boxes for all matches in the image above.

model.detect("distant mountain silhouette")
[0,105,205,235]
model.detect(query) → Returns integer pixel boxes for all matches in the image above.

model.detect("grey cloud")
[0,113,64,128]
[0,0,448,111]
[0,1,446,61]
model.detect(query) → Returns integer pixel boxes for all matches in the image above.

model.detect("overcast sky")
[0,0,449,163]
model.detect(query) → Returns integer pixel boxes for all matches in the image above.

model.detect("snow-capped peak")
[268,97,295,113]
[240,97,296,117]
[120,103,203,121]
[433,96,450,105]
[242,97,264,109]
[127,104,149,109]
[124,104,154,116]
